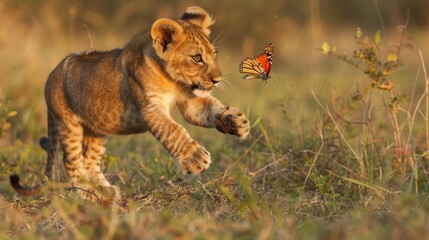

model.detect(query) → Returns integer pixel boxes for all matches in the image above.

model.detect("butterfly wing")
[259,43,273,76]
[239,57,266,80]
[256,53,271,77]
[238,43,274,81]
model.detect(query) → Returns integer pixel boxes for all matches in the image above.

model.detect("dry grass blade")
[221,134,263,182]
[311,90,365,179]
[52,198,86,240]
[300,121,324,199]
[327,170,392,197]
[420,49,429,150]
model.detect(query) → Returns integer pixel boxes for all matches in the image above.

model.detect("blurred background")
[1,0,428,143]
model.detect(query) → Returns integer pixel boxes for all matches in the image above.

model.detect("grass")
[1,2,429,239]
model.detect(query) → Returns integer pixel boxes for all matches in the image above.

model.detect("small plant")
[0,99,18,140]
[321,27,405,106]
[320,26,416,175]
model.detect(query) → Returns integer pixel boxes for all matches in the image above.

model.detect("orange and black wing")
[238,43,273,81]
[239,57,266,80]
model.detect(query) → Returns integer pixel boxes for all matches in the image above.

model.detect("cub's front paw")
[216,107,250,139]
[177,141,211,175]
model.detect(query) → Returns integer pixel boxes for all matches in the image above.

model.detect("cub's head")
[151,6,221,92]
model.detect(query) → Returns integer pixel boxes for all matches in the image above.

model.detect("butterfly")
[238,43,273,81]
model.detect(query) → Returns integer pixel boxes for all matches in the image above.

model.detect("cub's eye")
[191,54,203,63]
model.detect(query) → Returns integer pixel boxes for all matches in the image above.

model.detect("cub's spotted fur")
[10,6,250,202]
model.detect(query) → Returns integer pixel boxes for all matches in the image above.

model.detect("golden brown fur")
[10,6,250,202]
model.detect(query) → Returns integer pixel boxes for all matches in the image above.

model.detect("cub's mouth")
[191,83,214,91]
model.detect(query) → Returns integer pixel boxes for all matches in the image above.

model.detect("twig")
[221,134,263,182]
[197,180,215,200]
[300,120,324,199]
[66,186,103,203]
[311,90,365,179]
[326,169,392,198]
[83,24,94,50]
[52,198,86,240]
[334,111,366,125]
[394,9,410,57]
[105,201,119,240]
[136,192,154,212]
[420,49,429,150]
[358,87,383,177]
[251,156,285,176]
[408,69,421,139]
[373,0,388,40]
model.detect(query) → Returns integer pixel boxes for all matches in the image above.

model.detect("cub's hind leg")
[83,135,121,200]
[58,118,102,202]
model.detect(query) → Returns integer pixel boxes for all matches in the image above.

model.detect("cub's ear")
[180,6,214,36]
[151,18,184,54]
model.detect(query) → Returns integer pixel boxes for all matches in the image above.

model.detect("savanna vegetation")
[1,0,429,239]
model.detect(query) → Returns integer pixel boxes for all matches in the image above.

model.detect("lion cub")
[10,6,250,202]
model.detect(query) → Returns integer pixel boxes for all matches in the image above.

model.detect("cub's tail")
[9,174,43,196]
[9,137,52,196]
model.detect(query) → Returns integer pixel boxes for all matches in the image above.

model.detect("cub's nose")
[211,78,221,84]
